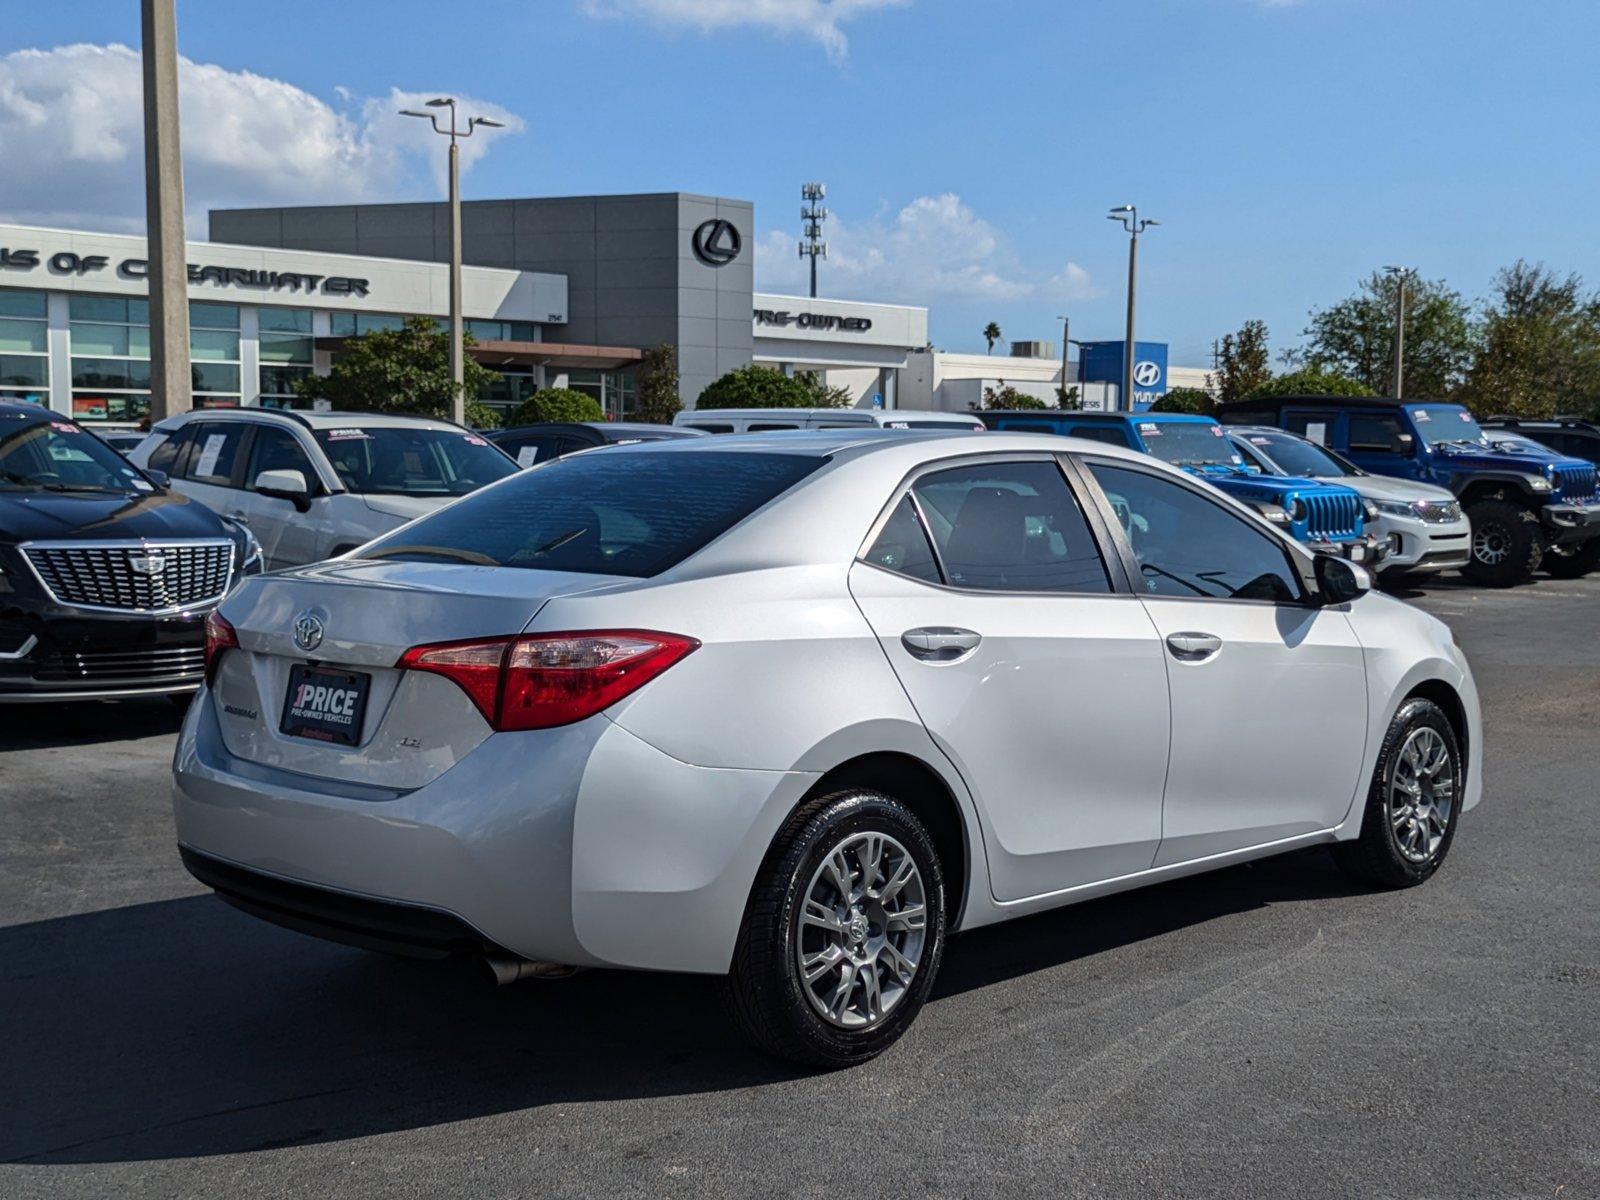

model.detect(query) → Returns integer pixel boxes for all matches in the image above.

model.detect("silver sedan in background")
[173,430,1482,1067]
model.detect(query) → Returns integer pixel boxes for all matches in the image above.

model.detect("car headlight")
[1287,497,1307,522]
[225,519,263,576]
[1376,500,1414,517]
[1362,499,1380,521]
[1528,475,1551,492]
[1255,502,1291,526]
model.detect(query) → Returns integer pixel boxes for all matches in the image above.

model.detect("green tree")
[1054,384,1082,411]
[979,383,1046,410]
[983,322,1003,354]
[1150,387,1216,415]
[295,316,502,426]
[1292,272,1476,398]
[1464,261,1600,419]
[634,343,682,424]
[696,364,815,409]
[1241,367,1374,402]
[1212,319,1272,404]
[508,387,605,425]
[796,371,853,408]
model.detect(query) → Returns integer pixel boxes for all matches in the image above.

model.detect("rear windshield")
[314,425,517,497]
[358,450,825,577]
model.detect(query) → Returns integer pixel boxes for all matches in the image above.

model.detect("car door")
[1080,459,1369,864]
[238,424,322,568]
[848,454,1172,902]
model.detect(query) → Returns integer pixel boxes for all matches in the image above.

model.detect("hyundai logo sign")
[691,219,742,267]
[1133,360,1162,388]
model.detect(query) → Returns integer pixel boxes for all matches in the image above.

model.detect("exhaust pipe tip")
[480,953,580,986]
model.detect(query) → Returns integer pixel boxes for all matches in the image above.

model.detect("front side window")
[1087,463,1303,603]
[247,426,315,485]
[358,449,825,577]
[905,460,1110,593]
[1347,413,1409,454]
[313,426,517,497]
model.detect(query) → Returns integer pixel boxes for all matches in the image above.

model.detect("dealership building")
[0,191,1199,425]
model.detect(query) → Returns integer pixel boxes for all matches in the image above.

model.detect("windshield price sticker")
[1139,422,1160,435]
[1415,410,1431,422]
[1250,436,1272,445]
[515,446,540,467]
[1210,425,1225,436]
[463,435,487,446]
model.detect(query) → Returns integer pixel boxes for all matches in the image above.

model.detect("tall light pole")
[1057,314,1071,402]
[400,100,504,424]
[1384,265,1415,398]
[800,182,828,299]
[141,0,191,423]
[1108,204,1158,411]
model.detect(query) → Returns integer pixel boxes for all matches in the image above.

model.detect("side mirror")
[254,468,312,512]
[1395,432,1416,454]
[1314,554,1372,606]
[144,468,169,487]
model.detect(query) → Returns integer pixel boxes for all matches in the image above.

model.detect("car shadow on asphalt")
[0,698,186,751]
[0,848,1364,1166]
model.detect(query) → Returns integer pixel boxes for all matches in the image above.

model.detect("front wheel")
[1333,697,1463,888]
[1542,535,1600,579]
[720,789,946,1068]
[1461,498,1542,586]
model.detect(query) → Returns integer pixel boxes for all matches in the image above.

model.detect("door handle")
[902,627,982,661]
[1166,631,1223,662]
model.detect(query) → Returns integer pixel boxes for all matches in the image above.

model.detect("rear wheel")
[1333,697,1462,888]
[1461,498,1542,586]
[720,789,946,1068]
[1541,536,1600,579]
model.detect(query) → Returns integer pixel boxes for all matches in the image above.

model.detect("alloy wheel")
[796,831,926,1029]
[1388,726,1456,863]
[1472,525,1509,564]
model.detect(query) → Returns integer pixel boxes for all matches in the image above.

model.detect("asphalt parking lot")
[2,576,1596,1200]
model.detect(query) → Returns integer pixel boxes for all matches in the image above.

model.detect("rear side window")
[906,461,1110,593]
[181,422,249,486]
[863,496,942,584]
[359,450,825,578]
[687,423,735,434]
[1068,425,1133,448]
[749,423,799,432]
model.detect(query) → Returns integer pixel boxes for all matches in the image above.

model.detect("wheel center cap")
[847,909,869,945]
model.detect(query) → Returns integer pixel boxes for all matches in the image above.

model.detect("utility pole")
[1384,265,1414,398]
[1108,204,1158,411]
[140,0,191,423]
[401,100,504,424]
[800,183,828,299]
[1057,314,1070,401]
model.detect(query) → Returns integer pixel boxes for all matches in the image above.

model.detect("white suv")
[129,410,519,569]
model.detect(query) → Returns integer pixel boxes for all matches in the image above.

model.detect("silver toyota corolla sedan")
[174,430,1482,1067]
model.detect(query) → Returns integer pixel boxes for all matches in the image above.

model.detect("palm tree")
[983,322,1003,354]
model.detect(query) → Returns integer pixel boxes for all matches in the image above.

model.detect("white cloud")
[756,193,1099,305]
[0,43,522,234]
[582,0,909,60]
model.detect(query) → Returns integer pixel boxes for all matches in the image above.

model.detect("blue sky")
[3,0,1598,366]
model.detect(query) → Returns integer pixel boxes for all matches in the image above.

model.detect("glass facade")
[567,369,638,420]
[0,290,49,406]
[257,307,315,407]
[67,296,241,422]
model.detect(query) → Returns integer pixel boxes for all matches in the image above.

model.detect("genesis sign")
[754,308,873,334]
[0,246,371,296]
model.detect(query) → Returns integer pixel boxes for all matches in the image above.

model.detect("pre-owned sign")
[0,246,369,296]
[755,308,873,334]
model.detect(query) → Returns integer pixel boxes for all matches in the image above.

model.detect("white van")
[673,407,986,435]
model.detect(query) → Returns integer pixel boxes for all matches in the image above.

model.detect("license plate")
[280,663,370,746]
[1347,543,1367,562]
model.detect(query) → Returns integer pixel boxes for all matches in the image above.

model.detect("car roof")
[153,408,467,433]
[0,400,55,424]
[679,407,980,423]
[490,422,702,439]
[1222,394,1467,412]
[984,409,1215,424]
[595,426,1153,464]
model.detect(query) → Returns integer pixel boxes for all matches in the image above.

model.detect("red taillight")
[204,610,238,686]
[397,630,698,731]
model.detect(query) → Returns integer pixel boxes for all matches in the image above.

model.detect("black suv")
[485,421,703,465]
[0,402,261,702]
[1480,416,1600,468]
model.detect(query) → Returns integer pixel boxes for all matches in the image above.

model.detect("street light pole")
[1057,314,1070,403]
[400,100,504,424]
[1384,265,1413,398]
[1108,204,1158,411]
[140,0,191,423]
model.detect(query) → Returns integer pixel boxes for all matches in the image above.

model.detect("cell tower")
[799,182,828,298]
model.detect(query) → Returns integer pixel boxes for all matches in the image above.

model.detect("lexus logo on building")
[692,218,742,267]
[1133,360,1162,387]
[293,612,324,653]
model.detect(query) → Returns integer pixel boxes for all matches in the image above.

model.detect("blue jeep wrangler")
[977,410,1384,563]
[1222,395,1600,586]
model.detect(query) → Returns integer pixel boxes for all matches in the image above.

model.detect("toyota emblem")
[692,218,742,267]
[293,612,324,653]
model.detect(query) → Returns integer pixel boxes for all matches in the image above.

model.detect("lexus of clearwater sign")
[0,245,370,296]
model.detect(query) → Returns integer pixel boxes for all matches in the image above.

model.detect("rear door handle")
[902,627,982,661]
[1166,631,1223,662]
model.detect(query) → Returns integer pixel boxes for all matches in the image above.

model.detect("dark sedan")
[486,421,704,466]
[0,402,261,702]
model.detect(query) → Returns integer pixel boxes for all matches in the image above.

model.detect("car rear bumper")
[173,691,817,974]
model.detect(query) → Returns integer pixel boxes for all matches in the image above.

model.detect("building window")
[567,369,638,420]
[67,295,240,422]
[475,367,538,418]
[0,289,50,407]
[258,307,315,407]
[465,318,537,342]
[328,311,421,337]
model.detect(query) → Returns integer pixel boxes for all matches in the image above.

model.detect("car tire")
[1332,697,1463,889]
[1461,498,1542,586]
[720,788,946,1069]
[1541,535,1600,579]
